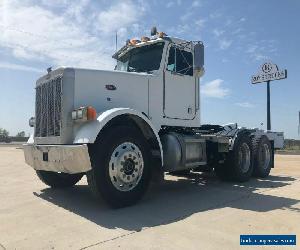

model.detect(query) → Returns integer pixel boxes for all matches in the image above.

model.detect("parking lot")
[0,145,299,250]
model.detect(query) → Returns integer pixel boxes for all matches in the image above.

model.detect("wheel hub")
[260,143,271,169]
[109,142,143,192]
[238,142,251,173]
[123,158,135,175]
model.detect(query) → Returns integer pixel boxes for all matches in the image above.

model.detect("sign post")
[267,80,271,130]
[298,111,300,138]
[251,62,287,131]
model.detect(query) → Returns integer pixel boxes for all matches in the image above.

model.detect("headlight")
[72,106,97,121]
[29,117,35,127]
[77,109,83,119]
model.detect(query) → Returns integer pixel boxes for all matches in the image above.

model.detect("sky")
[0,0,299,139]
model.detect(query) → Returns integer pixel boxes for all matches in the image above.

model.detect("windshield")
[115,42,164,73]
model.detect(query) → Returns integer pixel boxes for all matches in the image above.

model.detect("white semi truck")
[24,27,284,208]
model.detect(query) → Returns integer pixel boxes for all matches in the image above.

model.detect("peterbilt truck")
[23,27,284,208]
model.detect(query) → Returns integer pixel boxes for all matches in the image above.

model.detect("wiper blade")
[128,67,153,74]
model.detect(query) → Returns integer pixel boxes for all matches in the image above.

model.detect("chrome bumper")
[23,144,92,174]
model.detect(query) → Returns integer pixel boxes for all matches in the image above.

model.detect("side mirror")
[194,42,205,77]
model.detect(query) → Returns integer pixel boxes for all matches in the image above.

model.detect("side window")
[167,46,193,76]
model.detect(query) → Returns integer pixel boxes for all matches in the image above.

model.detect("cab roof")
[112,36,193,60]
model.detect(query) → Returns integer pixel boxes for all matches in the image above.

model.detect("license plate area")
[43,152,48,162]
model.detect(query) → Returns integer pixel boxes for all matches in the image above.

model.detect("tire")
[36,170,83,188]
[252,136,272,178]
[87,126,151,208]
[223,133,253,182]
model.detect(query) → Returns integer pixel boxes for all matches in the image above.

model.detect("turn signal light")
[87,106,97,120]
[129,39,141,45]
[72,106,97,121]
[158,32,166,38]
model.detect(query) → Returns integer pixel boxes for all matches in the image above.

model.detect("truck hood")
[71,67,151,115]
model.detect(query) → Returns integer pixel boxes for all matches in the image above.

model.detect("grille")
[35,76,62,137]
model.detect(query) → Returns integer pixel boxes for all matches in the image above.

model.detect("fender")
[218,123,252,150]
[73,108,163,162]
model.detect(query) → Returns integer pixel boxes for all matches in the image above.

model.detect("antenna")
[298,111,300,138]
[115,31,118,52]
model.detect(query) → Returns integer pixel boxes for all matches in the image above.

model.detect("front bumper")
[23,144,92,174]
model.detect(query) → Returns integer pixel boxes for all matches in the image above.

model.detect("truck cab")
[23,28,283,208]
[113,36,203,126]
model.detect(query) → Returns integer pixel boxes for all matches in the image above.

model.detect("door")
[164,45,196,120]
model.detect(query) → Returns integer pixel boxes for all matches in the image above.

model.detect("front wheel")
[87,126,151,208]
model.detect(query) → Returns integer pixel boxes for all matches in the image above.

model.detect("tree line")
[0,128,26,137]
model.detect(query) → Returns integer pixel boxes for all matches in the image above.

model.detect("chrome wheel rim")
[260,143,271,170]
[238,143,251,173]
[109,142,144,192]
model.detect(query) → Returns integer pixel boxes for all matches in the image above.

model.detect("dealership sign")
[251,62,287,84]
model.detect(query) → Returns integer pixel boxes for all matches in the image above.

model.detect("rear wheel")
[36,171,83,188]
[253,136,272,178]
[87,126,151,208]
[230,134,253,182]
[215,133,253,182]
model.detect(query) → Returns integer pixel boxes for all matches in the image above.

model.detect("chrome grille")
[35,76,62,137]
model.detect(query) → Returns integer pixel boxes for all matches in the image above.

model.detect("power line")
[0,24,114,52]
[0,39,114,68]
[0,24,77,48]
[0,24,116,59]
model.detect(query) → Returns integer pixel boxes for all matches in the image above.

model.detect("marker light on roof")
[158,32,166,38]
[141,36,150,42]
[129,39,140,45]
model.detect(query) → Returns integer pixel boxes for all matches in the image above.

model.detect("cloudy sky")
[0,0,299,138]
